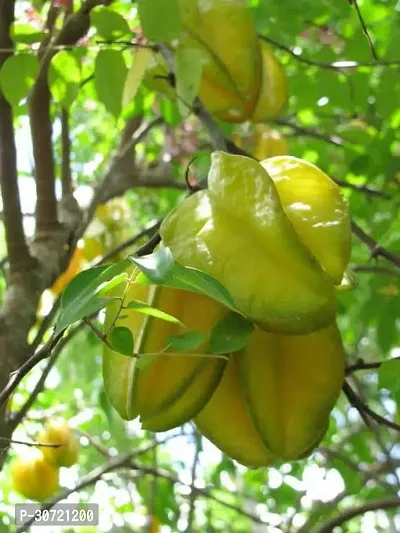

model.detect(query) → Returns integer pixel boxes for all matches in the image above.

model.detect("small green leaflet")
[378,359,400,405]
[167,331,206,352]
[122,48,153,108]
[130,247,174,283]
[174,47,203,116]
[110,326,134,356]
[10,23,44,44]
[126,299,182,325]
[131,248,237,312]
[95,49,128,118]
[0,54,39,107]
[90,7,132,41]
[56,258,131,333]
[137,0,181,42]
[209,313,254,354]
[48,50,81,108]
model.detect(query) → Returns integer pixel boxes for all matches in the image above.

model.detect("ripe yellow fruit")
[103,273,228,430]
[195,356,271,467]
[38,419,79,467]
[251,39,288,122]
[179,0,261,123]
[261,156,351,284]
[161,151,336,334]
[236,323,344,460]
[11,451,59,502]
[51,246,84,296]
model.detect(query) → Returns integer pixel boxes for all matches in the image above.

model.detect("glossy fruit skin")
[179,0,261,123]
[251,40,288,122]
[39,419,79,467]
[236,322,344,460]
[161,151,336,334]
[11,452,59,502]
[195,355,271,467]
[261,156,351,285]
[102,273,227,430]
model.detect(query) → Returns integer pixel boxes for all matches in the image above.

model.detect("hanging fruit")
[102,273,228,430]
[160,151,339,334]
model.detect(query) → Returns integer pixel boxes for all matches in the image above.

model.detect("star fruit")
[102,272,227,430]
[196,320,344,465]
[261,156,351,285]
[160,152,337,334]
[179,0,261,122]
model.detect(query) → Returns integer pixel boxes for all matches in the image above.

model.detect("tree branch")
[334,179,391,199]
[346,356,400,374]
[9,324,84,429]
[0,0,34,274]
[350,0,378,61]
[0,330,66,411]
[275,118,349,147]
[16,453,273,532]
[260,34,400,70]
[185,432,202,533]
[317,497,400,533]
[351,220,400,268]
[61,108,73,198]
[352,264,400,277]
[343,380,400,432]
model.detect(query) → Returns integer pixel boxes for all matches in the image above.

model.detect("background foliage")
[0,0,399,532]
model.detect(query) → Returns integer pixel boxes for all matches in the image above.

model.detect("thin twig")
[61,108,73,198]
[260,34,399,70]
[350,0,378,61]
[16,453,273,532]
[343,380,400,432]
[346,356,400,374]
[316,497,400,533]
[351,265,400,278]
[351,220,400,268]
[185,432,202,533]
[334,179,391,199]
[0,330,65,410]
[9,324,84,428]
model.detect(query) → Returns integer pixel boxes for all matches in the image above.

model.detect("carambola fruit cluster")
[102,151,351,467]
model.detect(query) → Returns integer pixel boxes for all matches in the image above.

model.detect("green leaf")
[110,326,134,356]
[60,266,108,310]
[137,0,181,42]
[135,255,237,312]
[90,7,132,40]
[56,259,131,333]
[11,23,44,44]
[94,49,128,118]
[165,263,237,311]
[130,247,174,283]
[122,48,153,108]
[58,296,117,333]
[48,50,81,107]
[159,99,182,127]
[209,313,254,354]
[0,54,39,106]
[378,359,400,405]
[174,47,202,115]
[126,299,182,325]
[167,331,206,352]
